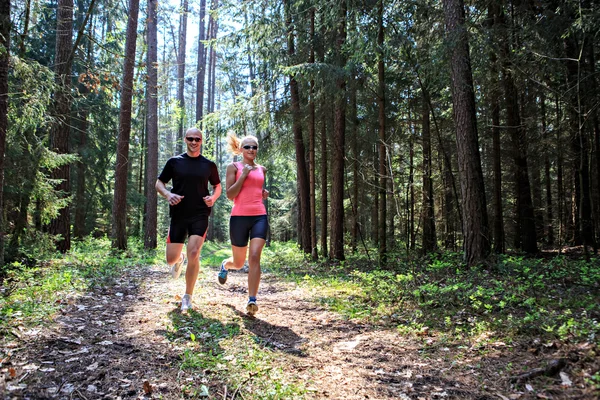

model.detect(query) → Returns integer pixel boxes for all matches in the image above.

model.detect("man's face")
[185,133,202,152]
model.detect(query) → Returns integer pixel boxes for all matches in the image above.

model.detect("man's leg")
[166,243,185,265]
[184,234,205,296]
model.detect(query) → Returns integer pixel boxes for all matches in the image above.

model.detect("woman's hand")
[240,164,255,178]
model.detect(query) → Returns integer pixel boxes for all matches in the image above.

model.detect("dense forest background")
[1,0,600,268]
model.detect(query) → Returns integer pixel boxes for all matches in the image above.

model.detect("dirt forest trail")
[2,261,583,399]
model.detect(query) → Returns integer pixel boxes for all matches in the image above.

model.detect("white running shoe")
[170,253,186,279]
[181,294,192,313]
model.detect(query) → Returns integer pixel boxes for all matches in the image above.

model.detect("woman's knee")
[248,253,261,266]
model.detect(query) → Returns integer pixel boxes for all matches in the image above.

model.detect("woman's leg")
[223,245,248,270]
[247,238,266,298]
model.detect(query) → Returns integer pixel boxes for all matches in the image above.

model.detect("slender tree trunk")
[377,0,387,263]
[350,73,359,253]
[195,0,206,124]
[0,0,9,265]
[308,8,317,259]
[408,116,415,250]
[528,87,545,243]
[176,0,188,147]
[73,102,88,239]
[541,90,554,245]
[421,91,436,252]
[500,7,537,254]
[488,2,504,253]
[372,142,379,244]
[144,0,158,249]
[319,39,329,259]
[49,0,74,253]
[285,0,310,254]
[19,0,28,55]
[111,0,140,250]
[589,43,600,245]
[442,0,490,265]
[443,136,456,250]
[565,36,595,251]
[556,95,565,246]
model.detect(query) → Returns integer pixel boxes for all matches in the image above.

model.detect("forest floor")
[1,253,599,399]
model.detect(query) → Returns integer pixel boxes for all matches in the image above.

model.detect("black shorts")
[167,215,209,244]
[229,215,269,247]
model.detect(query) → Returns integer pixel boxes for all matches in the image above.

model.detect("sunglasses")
[242,145,258,150]
[185,137,202,142]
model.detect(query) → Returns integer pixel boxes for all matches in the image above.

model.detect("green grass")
[166,306,308,399]
[259,243,600,347]
[0,236,159,334]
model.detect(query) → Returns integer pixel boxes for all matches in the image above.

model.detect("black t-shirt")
[158,153,221,220]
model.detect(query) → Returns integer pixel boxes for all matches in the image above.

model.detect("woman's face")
[241,140,258,160]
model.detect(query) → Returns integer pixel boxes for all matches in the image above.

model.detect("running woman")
[217,132,269,316]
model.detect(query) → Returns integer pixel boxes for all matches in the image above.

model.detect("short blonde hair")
[226,131,259,156]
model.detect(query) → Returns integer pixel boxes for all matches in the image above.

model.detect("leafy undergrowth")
[0,236,159,336]
[263,243,600,393]
[2,239,599,398]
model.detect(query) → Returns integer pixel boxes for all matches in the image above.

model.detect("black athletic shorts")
[229,215,269,247]
[167,215,209,244]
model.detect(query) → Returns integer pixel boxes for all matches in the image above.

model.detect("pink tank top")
[231,162,267,216]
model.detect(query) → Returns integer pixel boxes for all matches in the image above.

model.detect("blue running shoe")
[217,260,228,284]
[246,299,258,316]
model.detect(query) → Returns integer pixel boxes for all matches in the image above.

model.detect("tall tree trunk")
[319,42,329,260]
[500,7,537,254]
[588,41,600,244]
[541,91,554,245]
[144,0,158,249]
[73,102,88,239]
[0,0,8,264]
[49,0,74,253]
[421,91,436,252]
[556,95,565,246]
[488,2,504,253]
[285,0,310,254]
[308,8,317,259]
[350,72,359,253]
[176,0,188,147]
[195,0,207,124]
[528,87,545,243]
[442,0,490,265]
[408,115,415,250]
[19,0,27,55]
[377,0,387,263]
[443,136,456,250]
[111,0,140,250]
[565,36,595,251]
[372,142,379,244]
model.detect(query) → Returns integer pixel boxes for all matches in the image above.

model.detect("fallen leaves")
[143,380,153,394]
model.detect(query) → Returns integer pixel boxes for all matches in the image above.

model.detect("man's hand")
[262,189,269,200]
[203,195,215,207]
[167,193,184,206]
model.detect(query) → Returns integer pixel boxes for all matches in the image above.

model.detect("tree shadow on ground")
[4,267,187,398]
